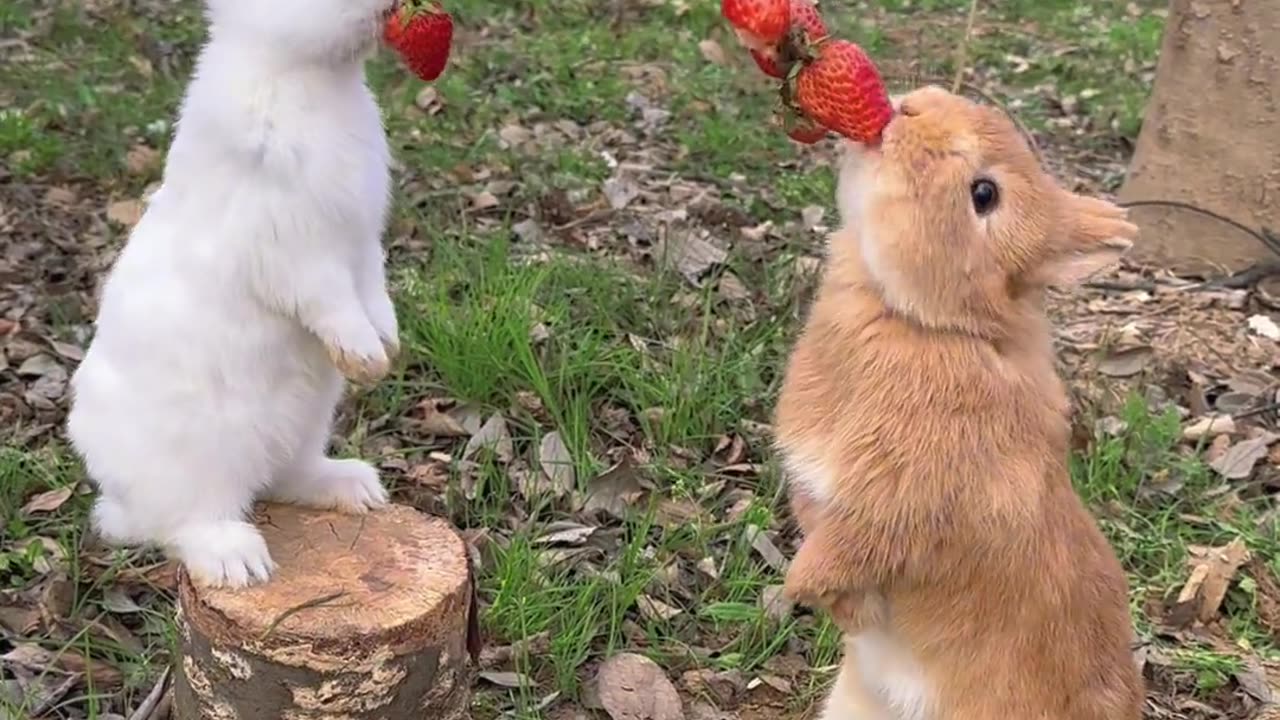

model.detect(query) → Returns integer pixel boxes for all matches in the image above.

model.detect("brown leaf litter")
[1168,538,1252,628]
[594,652,685,720]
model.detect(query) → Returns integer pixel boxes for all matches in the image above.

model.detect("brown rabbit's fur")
[775,86,1143,720]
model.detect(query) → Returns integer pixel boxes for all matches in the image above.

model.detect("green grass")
[6,0,1272,718]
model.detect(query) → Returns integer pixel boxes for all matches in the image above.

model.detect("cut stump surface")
[173,502,472,720]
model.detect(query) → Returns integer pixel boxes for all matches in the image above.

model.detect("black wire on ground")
[1116,199,1280,289]
[1117,199,1280,258]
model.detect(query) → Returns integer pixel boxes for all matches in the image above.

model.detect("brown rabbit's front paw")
[783,573,830,610]
[326,343,391,385]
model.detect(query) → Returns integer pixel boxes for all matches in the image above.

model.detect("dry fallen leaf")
[696,557,719,581]
[1097,345,1153,377]
[1182,415,1236,442]
[15,537,66,575]
[106,199,146,227]
[604,175,641,210]
[534,522,597,546]
[583,457,648,520]
[1172,537,1251,625]
[0,605,39,635]
[698,39,727,65]
[414,399,474,437]
[101,587,144,615]
[801,205,825,230]
[793,255,821,277]
[657,232,727,285]
[478,671,533,688]
[464,413,514,463]
[498,123,533,148]
[48,340,84,363]
[16,354,60,378]
[759,584,794,622]
[680,669,745,706]
[414,86,443,112]
[1209,435,1275,479]
[1205,433,1233,464]
[0,672,76,719]
[745,525,787,571]
[22,486,73,514]
[752,673,793,694]
[470,191,500,210]
[716,272,750,303]
[124,145,160,176]
[637,595,683,622]
[43,186,77,206]
[2,643,124,689]
[1227,370,1275,396]
[406,462,448,491]
[1214,391,1257,415]
[538,431,576,496]
[1247,314,1280,340]
[656,497,709,527]
[595,652,684,720]
[1234,657,1272,704]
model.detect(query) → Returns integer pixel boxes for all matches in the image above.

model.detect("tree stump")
[1119,0,1280,274]
[173,502,474,720]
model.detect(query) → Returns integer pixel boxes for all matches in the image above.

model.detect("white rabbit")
[67,0,401,588]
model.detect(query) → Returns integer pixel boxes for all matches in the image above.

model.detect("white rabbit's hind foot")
[90,495,149,546]
[170,521,275,588]
[268,458,388,515]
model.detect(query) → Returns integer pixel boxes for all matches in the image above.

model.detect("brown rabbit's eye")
[970,179,999,215]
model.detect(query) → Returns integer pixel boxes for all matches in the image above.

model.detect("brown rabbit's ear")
[1031,193,1138,288]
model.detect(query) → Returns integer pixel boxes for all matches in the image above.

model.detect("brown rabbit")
[774,85,1144,720]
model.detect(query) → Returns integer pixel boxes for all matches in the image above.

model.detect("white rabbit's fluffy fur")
[67,0,401,588]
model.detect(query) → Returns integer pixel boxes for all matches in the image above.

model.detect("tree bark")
[1119,0,1279,275]
[172,503,474,720]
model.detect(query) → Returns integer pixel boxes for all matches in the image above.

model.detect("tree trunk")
[1119,0,1279,275]
[172,503,475,720]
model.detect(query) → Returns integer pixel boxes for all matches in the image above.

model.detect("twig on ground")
[1232,402,1280,422]
[259,591,350,640]
[1084,280,1157,293]
[128,666,171,720]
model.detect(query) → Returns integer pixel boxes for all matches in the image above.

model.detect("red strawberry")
[748,0,828,79]
[786,115,828,144]
[384,1,454,82]
[750,49,784,79]
[788,0,828,44]
[721,0,790,50]
[791,39,892,144]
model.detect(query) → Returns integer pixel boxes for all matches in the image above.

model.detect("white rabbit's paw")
[270,458,388,514]
[316,459,389,514]
[368,292,400,353]
[171,522,275,588]
[325,340,391,384]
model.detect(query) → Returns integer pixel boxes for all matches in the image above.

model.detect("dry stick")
[128,666,171,720]
[258,591,350,641]
[952,0,982,93]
